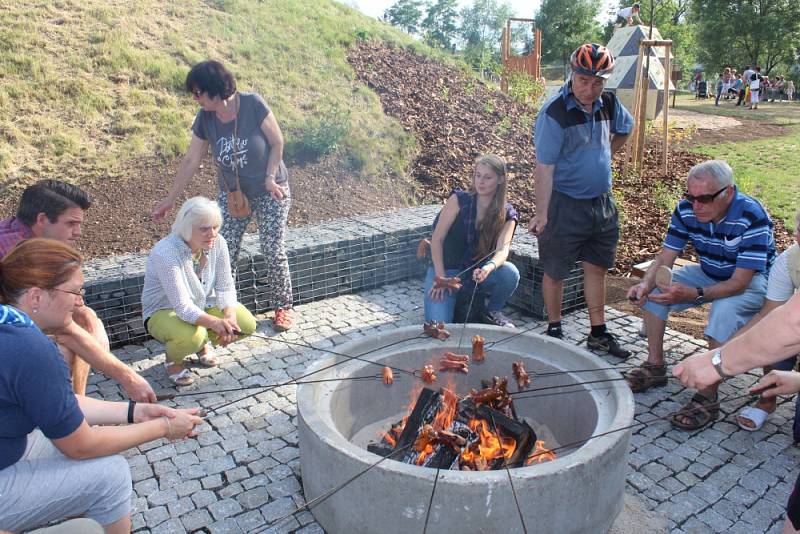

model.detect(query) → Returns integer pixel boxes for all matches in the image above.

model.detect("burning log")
[420,364,437,384]
[471,335,485,362]
[382,366,394,386]
[414,424,437,452]
[433,275,462,291]
[423,320,450,341]
[512,361,530,390]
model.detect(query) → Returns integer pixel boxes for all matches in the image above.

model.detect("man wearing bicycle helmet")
[529,43,633,358]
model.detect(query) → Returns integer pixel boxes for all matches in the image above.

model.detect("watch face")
[711,351,720,365]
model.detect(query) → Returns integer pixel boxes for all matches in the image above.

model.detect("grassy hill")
[0,0,437,188]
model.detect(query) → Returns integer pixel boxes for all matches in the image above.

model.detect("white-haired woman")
[142,197,256,386]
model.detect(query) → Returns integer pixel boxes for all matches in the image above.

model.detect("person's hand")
[751,370,800,398]
[211,317,239,346]
[122,372,157,403]
[473,265,493,284]
[626,282,650,306]
[134,404,201,423]
[223,309,240,334]
[162,409,205,441]
[673,350,723,390]
[265,177,288,201]
[647,282,697,305]
[152,197,175,221]
[528,214,547,236]
[428,274,450,302]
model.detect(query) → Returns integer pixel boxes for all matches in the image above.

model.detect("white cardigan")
[141,233,238,324]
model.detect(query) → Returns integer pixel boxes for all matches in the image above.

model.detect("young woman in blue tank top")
[423,154,520,327]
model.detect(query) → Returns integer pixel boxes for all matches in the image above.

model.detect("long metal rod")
[488,412,528,534]
[457,281,479,350]
[253,444,414,534]
[421,466,442,534]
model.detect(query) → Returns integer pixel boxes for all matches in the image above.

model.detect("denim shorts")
[642,264,767,343]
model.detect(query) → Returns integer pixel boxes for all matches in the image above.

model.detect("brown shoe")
[272,308,293,332]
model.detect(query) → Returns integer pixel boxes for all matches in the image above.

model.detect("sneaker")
[484,310,515,329]
[272,308,293,332]
[587,331,631,358]
[545,325,563,339]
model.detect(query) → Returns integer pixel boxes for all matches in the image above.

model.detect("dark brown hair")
[472,154,509,261]
[0,239,82,304]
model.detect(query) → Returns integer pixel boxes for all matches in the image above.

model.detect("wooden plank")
[662,44,671,176]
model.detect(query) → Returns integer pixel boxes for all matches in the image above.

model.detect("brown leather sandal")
[625,363,668,393]
[671,393,719,430]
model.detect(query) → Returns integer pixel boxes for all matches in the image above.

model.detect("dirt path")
[669,107,789,146]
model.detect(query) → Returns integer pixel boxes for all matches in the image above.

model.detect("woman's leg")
[218,190,253,268]
[252,191,293,310]
[423,266,460,322]
[205,304,257,344]
[146,310,208,364]
[481,263,520,312]
[0,431,132,533]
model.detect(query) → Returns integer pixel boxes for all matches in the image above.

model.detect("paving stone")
[237,487,271,510]
[697,508,734,533]
[150,518,187,534]
[174,479,202,498]
[690,481,725,505]
[191,489,218,509]
[207,518,245,533]
[260,496,296,523]
[148,488,179,507]
[739,498,786,532]
[265,476,302,500]
[144,506,170,528]
[725,485,759,507]
[181,508,213,531]
[641,462,672,482]
[208,498,244,521]
[225,466,251,483]
[168,497,195,518]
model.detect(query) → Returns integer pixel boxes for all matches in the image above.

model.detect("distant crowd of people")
[708,65,797,109]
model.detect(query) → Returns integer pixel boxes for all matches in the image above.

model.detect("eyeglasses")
[683,186,729,204]
[51,287,86,298]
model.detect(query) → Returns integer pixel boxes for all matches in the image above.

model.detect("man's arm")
[528,163,554,236]
[610,134,630,155]
[647,267,755,306]
[55,321,156,402]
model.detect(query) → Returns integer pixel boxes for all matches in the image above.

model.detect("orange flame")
[460,420,516,465]
[526,440,556,464]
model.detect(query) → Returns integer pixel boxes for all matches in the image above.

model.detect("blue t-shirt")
[534,82,633,199]
[0,305,84,470]
[664,188,776,281]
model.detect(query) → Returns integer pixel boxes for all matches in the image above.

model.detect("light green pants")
[146,304,257,364]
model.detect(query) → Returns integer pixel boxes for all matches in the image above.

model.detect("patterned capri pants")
[218,188,293,310]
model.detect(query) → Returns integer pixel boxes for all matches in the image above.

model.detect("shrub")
[285,104,351,163]
[505,70,545,106]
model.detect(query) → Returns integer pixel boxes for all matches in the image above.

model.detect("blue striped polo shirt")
[534,82,633,199]
[664,188,776,281]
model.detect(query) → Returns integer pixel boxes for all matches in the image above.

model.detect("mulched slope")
[348,40,792,273]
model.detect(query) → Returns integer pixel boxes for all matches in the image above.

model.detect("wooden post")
[662,43,671,176]
[534,28,542,80]
[625,44,646,173]
[635,43,650,168]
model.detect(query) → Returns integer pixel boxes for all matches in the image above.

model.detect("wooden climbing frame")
[624,39,673,176]
[500,18,542,92]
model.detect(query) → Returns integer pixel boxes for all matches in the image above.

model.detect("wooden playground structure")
[500,18,542,92]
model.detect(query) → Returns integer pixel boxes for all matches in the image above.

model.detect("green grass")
[674,95,800,227]
[0,0,445,185]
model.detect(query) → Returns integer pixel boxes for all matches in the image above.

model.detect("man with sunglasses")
[0,180,156,402]
[626,160,775,430]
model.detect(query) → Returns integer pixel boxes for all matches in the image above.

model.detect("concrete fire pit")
[297,325,634,534]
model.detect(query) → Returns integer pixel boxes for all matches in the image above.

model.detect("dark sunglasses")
[683,186,729,204]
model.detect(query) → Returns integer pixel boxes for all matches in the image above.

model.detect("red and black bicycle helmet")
[570,43,615,79]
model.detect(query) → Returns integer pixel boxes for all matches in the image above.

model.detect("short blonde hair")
[171,197,223,242]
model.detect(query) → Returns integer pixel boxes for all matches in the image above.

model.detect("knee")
[170,327,208,357]
[89,455,132,524]
[497,262,520,283]
[236,307,257,336]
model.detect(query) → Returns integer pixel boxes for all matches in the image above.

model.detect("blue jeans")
[423,263,520,322]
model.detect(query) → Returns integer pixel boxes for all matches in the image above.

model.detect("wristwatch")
[711,348,733,380]
[695,286,705,304]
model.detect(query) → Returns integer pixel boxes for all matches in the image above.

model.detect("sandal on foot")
[737,405,772,431]
[671,393,719,430]
[625,363,668,393]
[196,348,218,367]
[164,363,194,386]
[272,308,293,332]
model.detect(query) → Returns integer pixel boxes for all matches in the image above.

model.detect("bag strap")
[224,93,241,193]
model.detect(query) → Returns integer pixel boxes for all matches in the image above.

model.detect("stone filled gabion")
[298,324,634,534]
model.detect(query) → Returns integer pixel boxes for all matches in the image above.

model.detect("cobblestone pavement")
[94,280,799,533]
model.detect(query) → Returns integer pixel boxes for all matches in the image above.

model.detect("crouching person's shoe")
[587,331,631,358]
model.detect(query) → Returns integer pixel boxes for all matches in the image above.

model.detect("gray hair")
[171,196,223,242]
[687,160,734,188]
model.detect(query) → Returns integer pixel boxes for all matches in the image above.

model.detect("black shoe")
[587,332,631,358]
[545,325,563,339]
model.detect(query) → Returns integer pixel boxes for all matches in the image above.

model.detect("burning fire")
[460,419,515,465]
[526,440,556,464]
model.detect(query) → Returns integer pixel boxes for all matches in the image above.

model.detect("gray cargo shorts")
[537,190,620,280]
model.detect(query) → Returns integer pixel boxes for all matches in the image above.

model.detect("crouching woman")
[0,239,204,533]
[143,197,257,386]
[423,154,520,328]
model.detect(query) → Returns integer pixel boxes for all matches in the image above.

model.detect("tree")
[459,0,516,72]
[691,0,800,75]
[535,0,603,66]
[384,0,426,35]
[421,0,459,50]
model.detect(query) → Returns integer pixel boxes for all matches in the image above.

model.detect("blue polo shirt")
[664,188,776,281]
[534,82,633,199]
[0,304,84,470]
